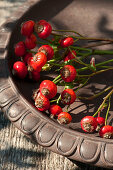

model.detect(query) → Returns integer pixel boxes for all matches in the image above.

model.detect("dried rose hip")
[58,112,72,124]
[61,89,76,105]
[60,65,77,82]
[25,34,37,49]
[12,61,28,79]
[81,116,98,133]
[21,20,35,37]
[64,50,76,62]
[39,80,57,99]
[28,52,47,72]
[14,41,26,57]
[60,37,74,48]
[49,104,62,118]
[35,92,50,111]
[34,20,52,39]
[38,45,54,61]
[99,125,113,139]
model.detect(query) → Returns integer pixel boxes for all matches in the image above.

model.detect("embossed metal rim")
[0,0,113,168]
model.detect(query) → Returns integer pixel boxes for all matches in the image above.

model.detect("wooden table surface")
[0,1,108,169]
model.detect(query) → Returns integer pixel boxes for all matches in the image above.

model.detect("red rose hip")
[28,52,47,72]
[21,20,35,37]
[95,117,105,131]
[99,125,113,139]
[60,37,74,48]
[60,65,77,82]
[81,116,98,133]
[12,61,28,79]
[14,41,26,57]
[64,50,76,62]
[25,34,37,49]
[23,52,32,64]
[61,89,76,105]
[58,112,72,124]
[39,80,57,99]
[49,104,62,118]
[35,92,50,111]
[38,45,54,61]
[34,20,52,39]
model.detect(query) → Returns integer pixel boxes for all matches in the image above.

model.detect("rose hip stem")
[77,58,113,73]
[52,29,84,37]
[79,86,113,100]
[92,89,113,118]
[105,96,111,126]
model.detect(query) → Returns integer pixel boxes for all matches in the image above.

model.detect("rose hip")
[21,20,35,37]
[58,112,72,124]
[28,52,47,72]
[49,104,62,118]
[61,89,76,105]
[25,34,37,49]
[12,61,28,79]
[30,70,40,81]
[38,45,54,61]
[34,20,52,39]
[14,41,26,57]
[60,37,74,48]
[81,116,98,133]
[64,50,76,62]
[95,117,105,131]
[23,52,32,64]
[35,92,50,111]
[99,125,113,139]
[39,80,57,99]
[60,65,77,82]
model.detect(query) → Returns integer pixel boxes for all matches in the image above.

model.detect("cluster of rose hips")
[12,19,113,139]
[81,115,113,139]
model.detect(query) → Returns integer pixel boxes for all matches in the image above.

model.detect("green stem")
[92,89,113,117]
[52,29,84,37]
[68,47,90,68]
[75,77,90,92]
[56,94,61,105]
[105,96,111,126]
[53,75,61,83]
[77,59,113,73]
[50,99,57,103]
[79,86,113,101]
[54,78,62,84]
[78,67,113,78]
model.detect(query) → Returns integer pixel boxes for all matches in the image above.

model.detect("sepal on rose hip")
[81,116,98,133]
[57,112,72,124]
